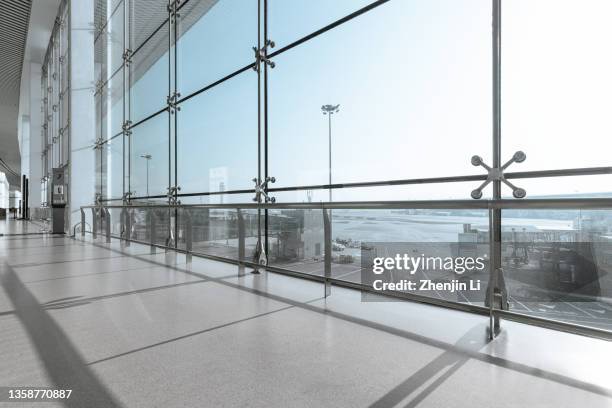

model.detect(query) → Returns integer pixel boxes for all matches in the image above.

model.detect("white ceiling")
[0,0,32,188]
[13,0,61,191]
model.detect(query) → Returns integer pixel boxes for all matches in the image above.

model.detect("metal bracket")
[167,0,182,14]
[470,151,527,199]
[122,49,133,67]
[93,137,104,150]
[168,186,181,205]
[122,120,132,136]
[122,191,133,204]
[252,40,276,72]
[167,92,181,114]
[252,176,276,203]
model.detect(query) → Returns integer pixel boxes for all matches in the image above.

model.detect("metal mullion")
[85,197,612,211]
[484,0,504,339]
[127,0,133,198]
[122,0,127,201]
[256,0,263,262]
[102,162,612,199]
[173,0,179,247]
[505,166,612,180]
[268,0,391,60]
[263,0,269,255]
[167,0,172,207]
[105,188,257,202]
[99,86,104,197]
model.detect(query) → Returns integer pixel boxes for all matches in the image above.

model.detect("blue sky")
[105,0,612,202]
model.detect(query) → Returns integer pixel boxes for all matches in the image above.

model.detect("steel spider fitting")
[253,176,276,203]
[470,151,527,199]
[252,40,276,71]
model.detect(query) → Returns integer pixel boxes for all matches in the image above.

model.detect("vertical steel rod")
[149,208,156,254]
[104,208,111,243]
[237,209,246,276]
[125,208,131,247]
[122,0,127,202]
[323,208,332,297]
[185,209,192,263]
[91,207,97,239]
[263,0,269,256]
[488,0,503,339]
[256,0,263,268]
[80,208,85,236]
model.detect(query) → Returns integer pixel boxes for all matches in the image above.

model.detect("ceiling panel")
[0,0,32,187]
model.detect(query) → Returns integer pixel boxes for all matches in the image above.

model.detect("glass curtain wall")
[94,0,612,333]
[41,1,70,207]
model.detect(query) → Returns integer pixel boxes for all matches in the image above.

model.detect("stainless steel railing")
[80,198,612,341]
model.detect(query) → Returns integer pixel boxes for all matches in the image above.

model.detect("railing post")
[125,208,131,247]
[120,208,125,243]
[323,208,332,297]
[91,207,97,239]
[80,208,85,236]
[104,207,111,243]
[148,208,156,254]
[486,205,509,339]
[165,208,176,264]
[237,209,246,276]
[185,209,192,264]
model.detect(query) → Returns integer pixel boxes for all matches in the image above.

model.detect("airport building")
[1,0,611,406]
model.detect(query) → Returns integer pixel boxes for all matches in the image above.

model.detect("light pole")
[140,154,152,197]
[321,104,339,202]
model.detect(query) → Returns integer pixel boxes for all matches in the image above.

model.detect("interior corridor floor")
[0,218,611,407]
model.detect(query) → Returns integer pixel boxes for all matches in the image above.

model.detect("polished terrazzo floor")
[0,219,611,407]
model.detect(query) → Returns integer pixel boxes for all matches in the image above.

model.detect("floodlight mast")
[321,104,340,202]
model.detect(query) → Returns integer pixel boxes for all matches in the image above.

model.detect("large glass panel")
[502,0,612,171]
[130,18,169,124]
[129,0,168,52]
[178,207,258,261]
[268,0,374,49]
[106,0,124,80]
[177,70,257,194]
[103,71,124,139]
[268,207,490,305]
[130,112,170,197]
[502,209,612,331]
[104,136,124,199]
[177,0,257,97]
[268,0,491,189]
[128,201,171,246]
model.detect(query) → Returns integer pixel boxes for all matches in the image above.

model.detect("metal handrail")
[79,199,612,341]
[81,197,612,211]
